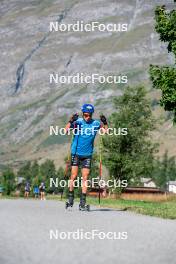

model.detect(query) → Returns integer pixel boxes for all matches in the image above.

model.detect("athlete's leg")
[66,166,78,206]
[80,169,90,207]
[66,155,79,207]
[81,168,90,194]
[69,166,79,191]
[41,191,45,200]
[80,157,91,208]
[81,156,91,194]
[69,155,79,191]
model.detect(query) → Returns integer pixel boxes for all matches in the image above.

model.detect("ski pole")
[99,135,103,205]
[61,131,73,200]
[61,116,79,200]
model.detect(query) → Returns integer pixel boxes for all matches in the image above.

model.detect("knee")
[71,173,77,180]
[82,174,89,181]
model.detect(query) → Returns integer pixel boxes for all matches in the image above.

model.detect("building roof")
[140,177,154,184]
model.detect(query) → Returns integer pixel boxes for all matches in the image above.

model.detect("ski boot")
[79,193,90,212]
[65,191,74,209]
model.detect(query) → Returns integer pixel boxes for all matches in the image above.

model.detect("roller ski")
[65,201,73,209]
[79,193,90,212]
[65,191,74,209]
[79,203,90,211]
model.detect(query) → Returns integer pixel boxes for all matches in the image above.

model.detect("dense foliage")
[149,4,176,122]
[102,86,158,186]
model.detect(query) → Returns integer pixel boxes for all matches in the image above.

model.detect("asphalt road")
[0,199,176,264]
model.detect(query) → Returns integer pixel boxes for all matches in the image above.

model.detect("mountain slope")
[0,0,175,169]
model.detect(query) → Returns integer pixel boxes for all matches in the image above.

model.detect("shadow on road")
[89,208,127,212]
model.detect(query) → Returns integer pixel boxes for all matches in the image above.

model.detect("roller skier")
[65,104,108,211]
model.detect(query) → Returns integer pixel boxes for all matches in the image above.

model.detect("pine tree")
[2,168,15,195]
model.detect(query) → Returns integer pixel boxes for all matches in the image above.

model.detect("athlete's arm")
[65,113,79,133]
[100,115,108,133]
[65,122,71,132]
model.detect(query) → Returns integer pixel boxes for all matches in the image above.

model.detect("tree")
[149,4,176,122]
[40,159,56,191]
[2,168,15,195]
[102,86,158,187]
[31,173,43,188]
[152,151,176,189]
[30,161,39,178]
[17,161,32,181]
[49,167,65,194]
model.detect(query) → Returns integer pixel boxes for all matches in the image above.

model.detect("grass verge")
[85,197,176,219]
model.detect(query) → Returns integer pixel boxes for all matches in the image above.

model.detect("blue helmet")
[81,104,94,113]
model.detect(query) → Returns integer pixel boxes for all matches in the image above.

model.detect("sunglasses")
[83,113,92,118]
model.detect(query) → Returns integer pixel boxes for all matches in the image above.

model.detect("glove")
[69,113,79,124]
[100,115,108,125]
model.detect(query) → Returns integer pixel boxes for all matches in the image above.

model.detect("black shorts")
[71,155,92,169]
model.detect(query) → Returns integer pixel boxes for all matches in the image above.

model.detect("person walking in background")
[24,181,31,198]
[33,185,39,198]
[39,182,46,200]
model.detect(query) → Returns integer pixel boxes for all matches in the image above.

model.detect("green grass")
[85,197,176,219]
